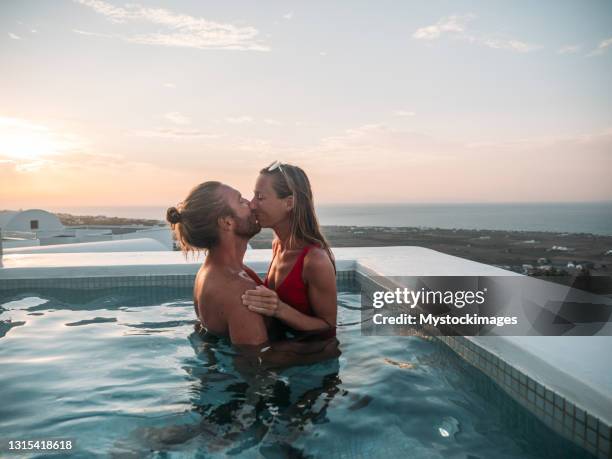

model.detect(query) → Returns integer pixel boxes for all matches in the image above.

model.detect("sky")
[1,0,612,208]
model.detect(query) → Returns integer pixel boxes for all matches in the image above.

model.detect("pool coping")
[1,246,610,458]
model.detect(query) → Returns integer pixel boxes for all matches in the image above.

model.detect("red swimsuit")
[265,244,336,338]
[265,244,315,316]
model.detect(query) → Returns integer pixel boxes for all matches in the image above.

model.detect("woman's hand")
[242,285,284,317]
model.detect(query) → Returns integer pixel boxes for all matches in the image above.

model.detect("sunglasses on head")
[267,160,298,193]
[267,160,284,173]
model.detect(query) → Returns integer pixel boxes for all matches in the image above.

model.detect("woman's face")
[250,174,291,228]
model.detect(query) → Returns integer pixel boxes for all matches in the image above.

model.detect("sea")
[48,202,612,236]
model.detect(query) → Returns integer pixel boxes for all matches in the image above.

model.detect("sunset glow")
[1,1,611,208]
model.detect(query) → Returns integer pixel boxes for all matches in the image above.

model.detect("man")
[167,181,275,345]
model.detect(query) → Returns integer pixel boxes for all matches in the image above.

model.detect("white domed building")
[0,209,65,238]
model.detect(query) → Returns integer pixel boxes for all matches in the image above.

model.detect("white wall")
[3,238,41,249]
[40,236,79,245]
[74,228,112,238]
[112,227,173,249]
[4,237,169,254]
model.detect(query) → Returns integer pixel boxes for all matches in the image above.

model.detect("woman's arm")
[242,286,331,332]
[302,248,337,329]
[242,248,337,332]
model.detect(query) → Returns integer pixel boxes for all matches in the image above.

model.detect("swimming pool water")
[0,285,594,458]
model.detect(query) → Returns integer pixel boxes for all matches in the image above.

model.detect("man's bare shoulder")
[199,267,257,306]
[195,265,268,341]
[206,270,268,345]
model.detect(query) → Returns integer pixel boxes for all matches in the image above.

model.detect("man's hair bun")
[166,206,182,224]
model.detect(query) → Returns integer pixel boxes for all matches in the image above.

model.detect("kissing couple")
[166,161,337,348]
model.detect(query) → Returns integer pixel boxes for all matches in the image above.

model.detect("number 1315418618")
[6,439,74,451]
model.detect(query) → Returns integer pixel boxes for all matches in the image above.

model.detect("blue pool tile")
[587,414,598,431]
[554,393,564,409]
[575,406,586,424]
[587,428,598,447]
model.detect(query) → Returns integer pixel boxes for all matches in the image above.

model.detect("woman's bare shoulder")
[304,247,334,273]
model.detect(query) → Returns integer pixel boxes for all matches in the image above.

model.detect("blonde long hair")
[260,163,335,270]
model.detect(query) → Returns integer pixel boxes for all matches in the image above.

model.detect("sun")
[0,117,79,161]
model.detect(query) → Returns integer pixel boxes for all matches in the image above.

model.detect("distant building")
[521,264,534,274]
[0,209,65,238]
[576,261,594,270]
[1,208,174,252]
[0,208,256,254]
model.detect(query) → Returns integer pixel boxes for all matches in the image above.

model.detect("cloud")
[394,110,416,117]
[413,14,539,53]
[587,37,612,57]
[8,32,21,40]
[74,0,270,51]
[413,14,474,40]
[133,128,222,140]
[163,82,176,88]
[235,138,272,152]
[0,117,49,131]
[283,12,293,20]
[294,123,612,202]
[479,38,538,53]
[264,118,282,126]
[0,146,175,207]
[303,124,455,169]
[0,116,95,172]
[74,0,130,22]
[0,118,84,156]
[225,116,253,124]
[72,28,115,38]
[557,44,581,54]
[164,111,191,125]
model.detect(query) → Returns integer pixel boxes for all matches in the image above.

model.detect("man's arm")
[224,278,269,346]
[234,337,341,372]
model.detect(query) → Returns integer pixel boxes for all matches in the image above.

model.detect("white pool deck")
[1,246,611,431]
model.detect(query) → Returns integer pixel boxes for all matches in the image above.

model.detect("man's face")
[222,185,261,238]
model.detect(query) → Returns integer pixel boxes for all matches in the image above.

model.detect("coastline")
[51,212,612,291]
[252,226,612,288]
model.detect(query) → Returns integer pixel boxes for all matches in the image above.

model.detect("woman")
[242,161,337,337]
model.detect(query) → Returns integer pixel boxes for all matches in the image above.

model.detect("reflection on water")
[114,332,343,458]
[0,286,596,458]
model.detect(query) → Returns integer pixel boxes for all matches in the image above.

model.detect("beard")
[234,213,261,239]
